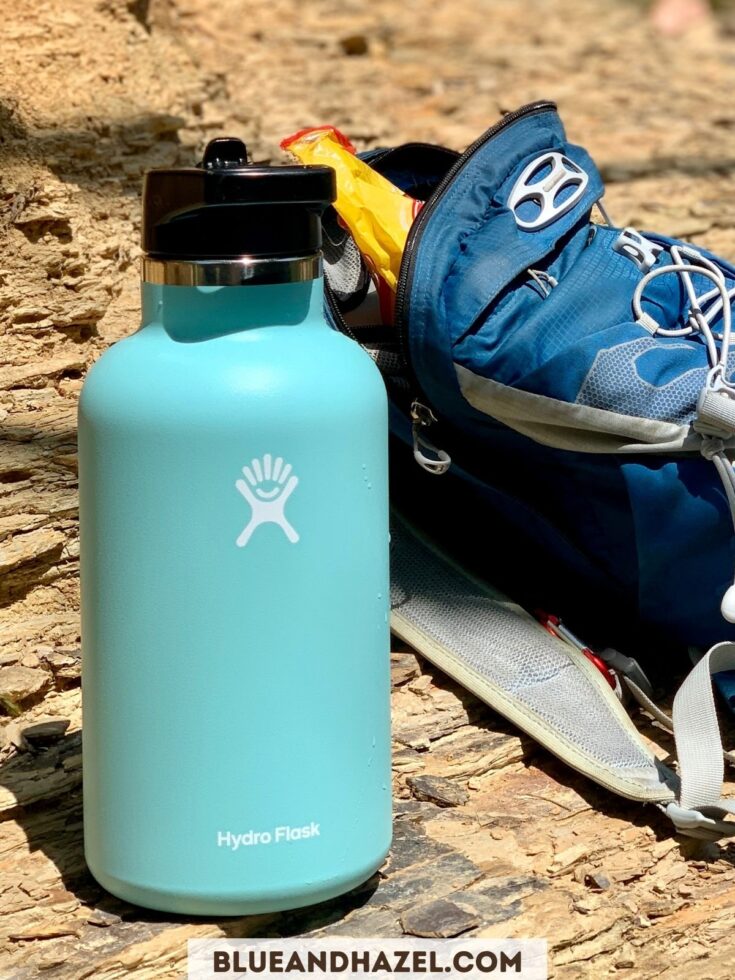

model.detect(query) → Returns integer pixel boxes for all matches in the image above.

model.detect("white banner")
[188,938,547,980]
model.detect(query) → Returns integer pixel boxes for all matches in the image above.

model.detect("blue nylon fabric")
[443,143,603,338]
[388,402,637,602]
[399,106,735,646]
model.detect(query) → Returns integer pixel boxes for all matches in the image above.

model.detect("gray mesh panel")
[324,234,368,301]
[576,336,735,424]
[390,520,653,772]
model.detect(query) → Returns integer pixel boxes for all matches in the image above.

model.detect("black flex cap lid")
[142,137,336,260]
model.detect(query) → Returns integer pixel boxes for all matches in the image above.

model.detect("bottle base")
[86,850,388,917]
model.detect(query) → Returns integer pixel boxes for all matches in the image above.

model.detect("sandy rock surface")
[3,0,735,976]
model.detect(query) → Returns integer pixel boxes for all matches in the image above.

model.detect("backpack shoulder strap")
[391,511,735,840]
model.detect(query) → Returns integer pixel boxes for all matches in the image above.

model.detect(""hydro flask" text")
[217,824,321,850]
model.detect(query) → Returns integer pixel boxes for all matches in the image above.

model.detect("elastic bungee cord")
[633,244,735,620]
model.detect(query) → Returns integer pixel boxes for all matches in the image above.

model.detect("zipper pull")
[410,400,451,475]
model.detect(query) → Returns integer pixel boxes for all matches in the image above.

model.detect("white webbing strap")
[623,675,677,732]
[624,663,735,769]
[661,642,735,840]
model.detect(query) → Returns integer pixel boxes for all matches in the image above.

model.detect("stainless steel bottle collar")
[141,254,322,286]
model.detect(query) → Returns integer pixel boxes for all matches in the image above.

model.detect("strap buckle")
[664,801,735,842]
[613,227,663,274]
[598,647,654,700]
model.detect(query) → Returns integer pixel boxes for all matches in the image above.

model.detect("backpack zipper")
[393,102,558,469]
[329,103,558,472]
[393,100,558,376]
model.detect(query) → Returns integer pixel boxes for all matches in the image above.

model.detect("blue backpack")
[323,101,735,839]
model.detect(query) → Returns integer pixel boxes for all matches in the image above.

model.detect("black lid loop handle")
[201,137,249,171]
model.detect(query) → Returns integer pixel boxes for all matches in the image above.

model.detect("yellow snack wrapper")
[281,126,421,295]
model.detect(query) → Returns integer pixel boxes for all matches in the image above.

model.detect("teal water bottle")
[79,138,391,915]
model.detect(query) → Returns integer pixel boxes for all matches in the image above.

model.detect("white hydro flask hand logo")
[235,454,299,548]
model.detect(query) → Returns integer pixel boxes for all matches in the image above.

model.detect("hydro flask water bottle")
[79,138,391,915]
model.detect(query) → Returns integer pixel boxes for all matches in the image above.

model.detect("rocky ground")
[4,0,735,976]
